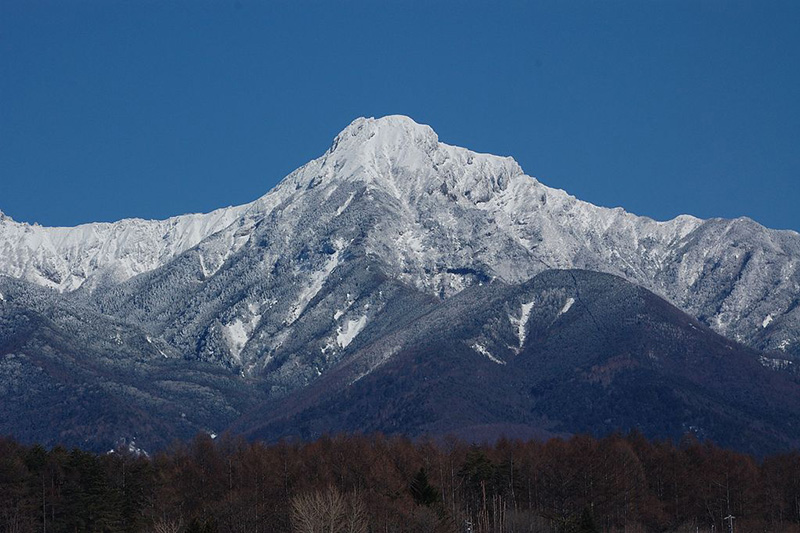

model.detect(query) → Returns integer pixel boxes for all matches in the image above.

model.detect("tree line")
[1,431,799,532]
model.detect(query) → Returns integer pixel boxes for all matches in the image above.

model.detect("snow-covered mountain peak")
[330,115,440,155]
[285,115,525,206]
[320,115,444,187]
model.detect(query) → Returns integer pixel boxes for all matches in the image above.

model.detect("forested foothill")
[1,432,799,533]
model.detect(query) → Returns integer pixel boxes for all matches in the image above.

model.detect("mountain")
[4,116,799,359]
[240,269,800,456]
[0,277,262,450]
[1,115,798,453]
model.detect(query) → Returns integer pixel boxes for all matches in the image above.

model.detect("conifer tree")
[409,467,440,507]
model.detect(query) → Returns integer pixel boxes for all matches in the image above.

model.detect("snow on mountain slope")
[3,115,800,363]
[0,205,249,291]
[0,116,709,298]
[246,115,800,356]
[248,115,706,293]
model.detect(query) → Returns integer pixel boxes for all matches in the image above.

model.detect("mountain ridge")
[4,116,800,359]
[1,115,799,453]
[3,116,800,360]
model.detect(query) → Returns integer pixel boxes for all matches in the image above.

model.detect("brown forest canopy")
[0,432,799,533]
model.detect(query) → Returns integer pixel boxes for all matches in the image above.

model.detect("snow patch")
[198,254,210,278]
[471,343,506,365]
[758,355,792,371]
[337,315,368,349]
[333,294,356,321]
[509,300,534,348]
[335,192,356,216]
[778,339,791,352]
[144,335,167,358]
[558,297,575,317]
[223,313,261,362]
[145,335,169,358]
[224,319,249,361]
[321,339,337,354]
[108,437,149,457]
[287,250,341,323]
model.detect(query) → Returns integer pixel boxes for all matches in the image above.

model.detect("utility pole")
[724,472,734,533]
[42,475,46,533]
[724,514,735,533]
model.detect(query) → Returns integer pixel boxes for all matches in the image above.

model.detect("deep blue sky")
[2,1,799,230]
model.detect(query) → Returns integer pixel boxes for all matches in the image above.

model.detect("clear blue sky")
[2,1,799,230]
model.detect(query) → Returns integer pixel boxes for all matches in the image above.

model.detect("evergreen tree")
[409,467,440,507]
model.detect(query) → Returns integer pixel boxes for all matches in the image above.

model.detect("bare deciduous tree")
[151,516,183,533]
[291,486,368,533]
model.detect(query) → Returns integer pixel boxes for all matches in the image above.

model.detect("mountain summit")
[1,116,799,452]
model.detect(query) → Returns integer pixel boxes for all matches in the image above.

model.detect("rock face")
[0,115,798,453]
